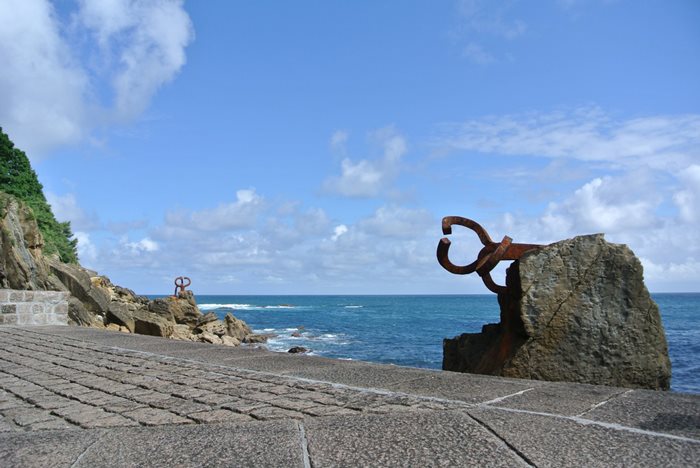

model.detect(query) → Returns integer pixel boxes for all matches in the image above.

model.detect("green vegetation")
[0,127,78,263]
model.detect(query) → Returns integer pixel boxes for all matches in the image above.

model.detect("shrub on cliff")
[0,127,78,263]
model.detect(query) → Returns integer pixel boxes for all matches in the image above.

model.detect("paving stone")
[163,398,212,416]
[187,409,255,423]
[490,381,626,416]
[73,420,304,467]
[468,406,700,467]
[0,427,101,468]
[583,389,700,440]
[193,392,241,406]
[302,405,359,417]
[267,397,319,412]
[26,417,77,431]
[7,408,56,426]
[121,407,194,426]
[79,413,140,428]
[219,399,271,414]
[0,396,31,411]
[250,406,306,420]
[304,410,529,467]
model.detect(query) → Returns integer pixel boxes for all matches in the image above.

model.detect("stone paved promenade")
[0,326,698,467]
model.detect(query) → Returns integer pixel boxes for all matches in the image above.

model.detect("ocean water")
[193,294,699,394]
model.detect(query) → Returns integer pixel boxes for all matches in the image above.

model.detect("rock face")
[1,192,262,348]
[443,234,672,390]
[0,194,53,290]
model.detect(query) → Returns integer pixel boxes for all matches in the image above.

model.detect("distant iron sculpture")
[173,276,191,297]
[437,216,542,294]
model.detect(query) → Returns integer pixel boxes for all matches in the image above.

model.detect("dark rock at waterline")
[443,234,672,390]
[288,346,309,354]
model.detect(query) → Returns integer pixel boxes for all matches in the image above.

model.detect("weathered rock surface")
[443,234,672,390]
[1,192,260,348]
[0,193,52,290]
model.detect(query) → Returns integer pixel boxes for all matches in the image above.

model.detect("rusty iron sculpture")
[437,216,541,294]
[173,276,191,297]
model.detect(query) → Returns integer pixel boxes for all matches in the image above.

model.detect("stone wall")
[0,289,69,326]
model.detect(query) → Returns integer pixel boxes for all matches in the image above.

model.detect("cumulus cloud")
[323,127,407,198]
[76,0,194,120]
[73,231,98,266]
[0,0,193,157]
[0,0,88,154]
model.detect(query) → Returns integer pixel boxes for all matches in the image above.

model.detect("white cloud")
[358,206,434,239]
[76,0,194,120]
[46,192,100,230]
[674,165,700,224]
[124,237,159,253]
[323,127,407,198]
[0,0,193,157]
[331,224,348,241]
[437,108,700,170]
[73,231,97,266]
[0,0,88,154]
[161,189,264,237]
[544,173,660,234]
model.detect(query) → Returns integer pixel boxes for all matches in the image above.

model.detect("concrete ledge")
[0,325,697,467]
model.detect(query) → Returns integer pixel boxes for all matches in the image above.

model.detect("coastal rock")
[149,295,201,327]
[443,234,672,390]
[195,319,227,337]
[288,346,308,354]
[221,335,240,347]
[224,313,252,341]
[67,296,101,327]
[171,324,194,341]
[198,331,222,344]
[49,260,110,317]
[243,334,268,344]
[133,311,174,338]
[196,311,219,326]
[106,302,136,332]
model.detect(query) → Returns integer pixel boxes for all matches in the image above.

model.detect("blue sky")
[1,0,699,294]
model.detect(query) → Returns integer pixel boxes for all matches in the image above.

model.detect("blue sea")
[192,294,699,394]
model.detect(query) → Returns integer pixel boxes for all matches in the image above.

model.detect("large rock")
[224,312,252,341]
[49,260,110,316]
[149,295,201,327]
[133,311,174,338]
[443,234,672,390]
[0,193,52,290]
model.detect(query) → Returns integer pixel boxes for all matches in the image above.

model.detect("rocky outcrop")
[0,193,53,290]
[443,234,672,390]
[1,192,262,348]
